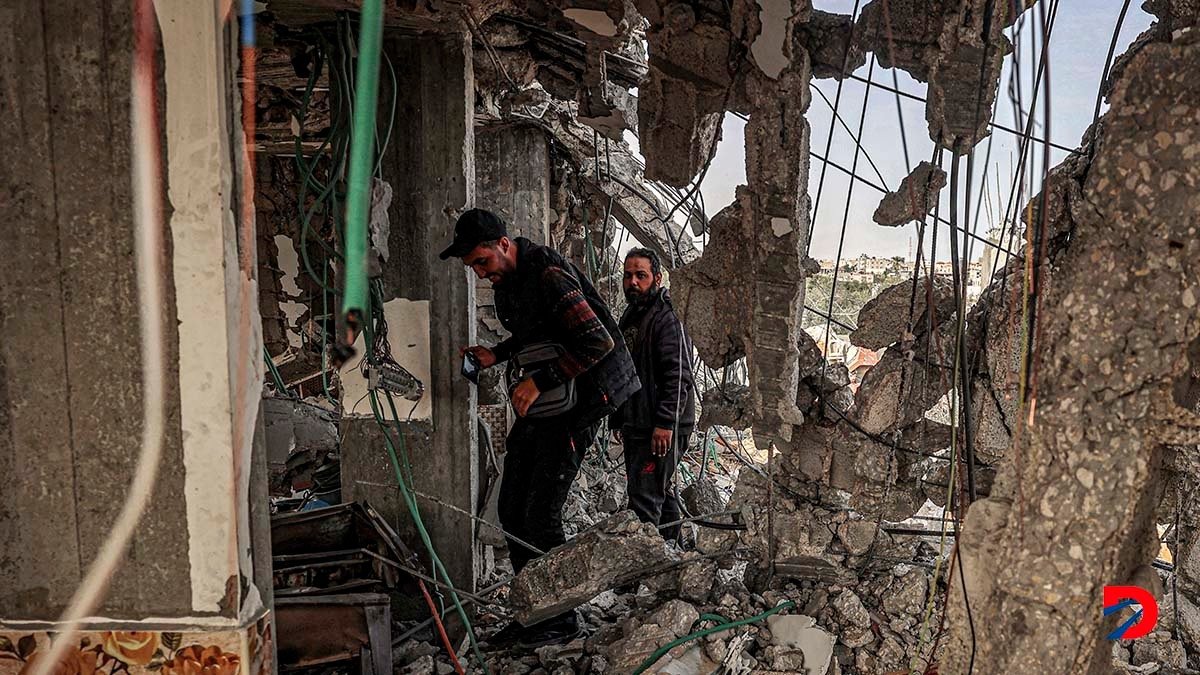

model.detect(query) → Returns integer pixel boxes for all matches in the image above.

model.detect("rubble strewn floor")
[246,0,1200,673]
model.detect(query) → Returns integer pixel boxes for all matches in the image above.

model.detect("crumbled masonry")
[944,5,1200,670]
[240,1,1200,673]
[508,511,678,625]
[851,275,955,350]
[872,161,948,227]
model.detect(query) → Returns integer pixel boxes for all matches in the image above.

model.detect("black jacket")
[492,238,640,428]
[612,287,696,435]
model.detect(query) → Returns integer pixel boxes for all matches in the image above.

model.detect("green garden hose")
[340,0,384,329]
[632,601,796,675]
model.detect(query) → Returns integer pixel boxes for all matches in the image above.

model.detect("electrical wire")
[807,0,864,251]
[418,580,467,675]
[31,3,167,672]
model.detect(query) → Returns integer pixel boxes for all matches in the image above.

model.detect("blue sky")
[689,0,1152,263]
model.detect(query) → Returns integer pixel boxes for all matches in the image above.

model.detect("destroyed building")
[2,0,1199,674]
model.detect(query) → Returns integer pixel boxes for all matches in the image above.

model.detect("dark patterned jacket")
[492,238,640,427]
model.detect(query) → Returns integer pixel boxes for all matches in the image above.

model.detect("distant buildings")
[814,253,985,299]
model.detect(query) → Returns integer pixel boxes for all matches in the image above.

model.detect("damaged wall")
[944,6,1200,672]
[1,0,272,644]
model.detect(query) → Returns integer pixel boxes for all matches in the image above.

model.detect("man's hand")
[459,345,497,369]
[613,429,623,444]
[511,378,541,417]
[651,427,673,457]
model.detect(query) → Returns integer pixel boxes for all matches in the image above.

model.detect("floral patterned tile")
[0,615,271,675]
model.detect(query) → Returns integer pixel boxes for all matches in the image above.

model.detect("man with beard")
[442,209,639,646]
[611,248,696,542]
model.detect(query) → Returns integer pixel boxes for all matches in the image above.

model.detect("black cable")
[812,85,890,190]
[820,55,877,387]
[808,0,864,251]
[844,73,1080,156]
[1091,0,1134,129]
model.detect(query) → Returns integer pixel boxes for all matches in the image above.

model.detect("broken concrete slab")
[851,274,955,350]
[509,510,678,625]
[636,1,735,186]
[673,198,753,369]
[850,316,965,435]
[698,383,753,430]
[766,614,834,675]
[853,0,1024,152]
[647,598,701,638]
[871,161,947,227]
[795,9,865,80]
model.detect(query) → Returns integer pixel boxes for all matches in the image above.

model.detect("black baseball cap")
[438,209,508,260]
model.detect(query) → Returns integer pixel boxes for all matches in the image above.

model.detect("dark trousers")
[623,426,691,542]
[497,416,599,574]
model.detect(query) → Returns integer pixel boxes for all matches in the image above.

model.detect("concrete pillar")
[0,0,272,666]
[340,30,479,596]
[474,124,551,406]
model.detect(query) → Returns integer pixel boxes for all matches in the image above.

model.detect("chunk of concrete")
[795,10,865,79]
[872,161,948,227]
[851,275,955,349]
[766,614,834,675]
[509,511,677,625]
[647,599,701,638]
[698,383,752,431]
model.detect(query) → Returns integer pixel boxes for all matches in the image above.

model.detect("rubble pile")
[561,446,630,536]
[264,396,343,511]
[393,545,948,674]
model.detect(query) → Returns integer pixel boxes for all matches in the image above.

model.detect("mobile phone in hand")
[461,351,481,384]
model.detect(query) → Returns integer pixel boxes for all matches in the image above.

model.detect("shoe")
[516,613,581,648]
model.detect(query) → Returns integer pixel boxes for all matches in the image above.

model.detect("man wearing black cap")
[440,208,640,646]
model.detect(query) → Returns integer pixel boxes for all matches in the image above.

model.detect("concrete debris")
[604,621,682,672]
[673,199,753,369]
[871,161,948,227]
[831,589,873,648]
[765,614,834,675]
[836,520,879,557]
[544,111,700,266]
[256,1,1200,673]
[697,466,851,584]
[636,0,735,186]
[680,477,729,519]
[508,510,678,625]
[944,10,1200,670]
[264,397,340,501]
[647,598,702,637]
[698,383,753,431]
[852,274,955,350]
[562,455,628,535]
[853,0,1024,151]
[796,10,866,80]
[578,80,638,139]
[676,558,719,605]
[850,310,971,435]
[1130,632,1188,669]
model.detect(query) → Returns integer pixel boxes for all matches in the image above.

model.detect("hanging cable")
[339,0,384,345]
